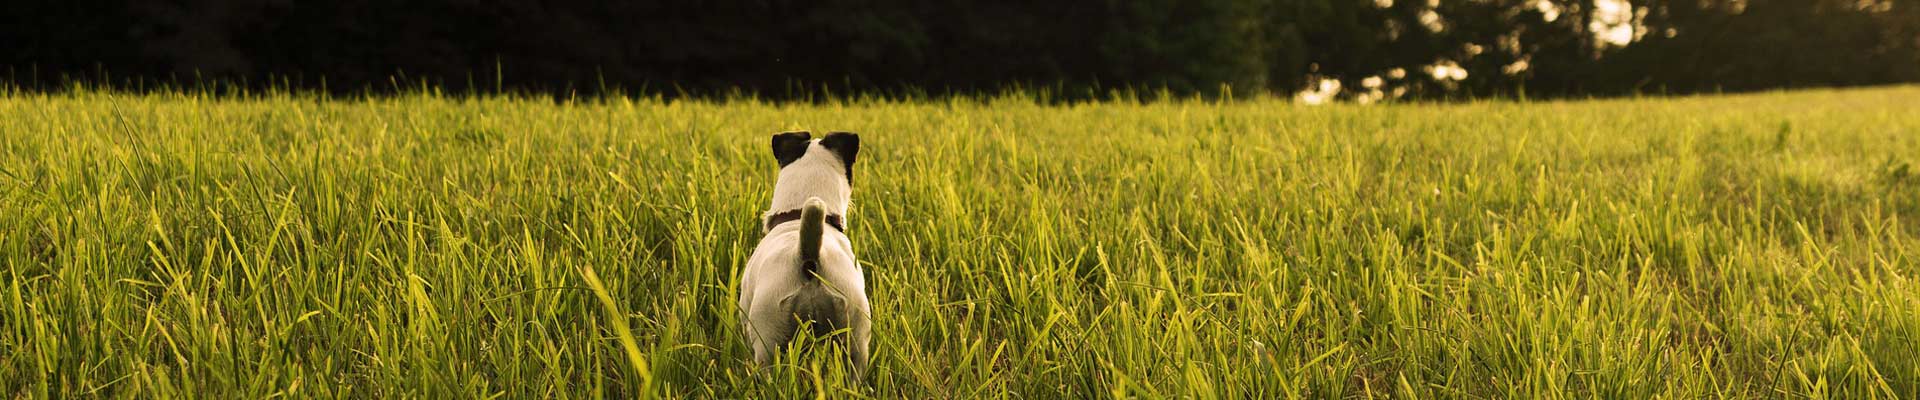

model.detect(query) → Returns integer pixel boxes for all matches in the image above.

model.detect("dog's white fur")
[738,133,871,379]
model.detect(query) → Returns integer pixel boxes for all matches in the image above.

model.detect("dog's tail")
[797,197,828,279]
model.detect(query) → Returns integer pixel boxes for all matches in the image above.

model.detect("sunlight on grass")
[1,86,1917,398]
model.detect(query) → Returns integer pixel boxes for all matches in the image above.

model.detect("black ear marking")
[819,131,859,183]
[771,131,812,167]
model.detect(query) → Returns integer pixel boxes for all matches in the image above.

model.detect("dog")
[738,130,871,379]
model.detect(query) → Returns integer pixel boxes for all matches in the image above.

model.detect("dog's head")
[767,130,859,215]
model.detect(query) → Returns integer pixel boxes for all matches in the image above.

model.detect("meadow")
[1,86,1917,398]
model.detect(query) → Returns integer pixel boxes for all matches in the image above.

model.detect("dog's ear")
[820,132,859,182]
[771,131,812,167]
[820,131,859,168]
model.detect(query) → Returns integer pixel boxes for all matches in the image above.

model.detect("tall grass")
[1,86,1916,398]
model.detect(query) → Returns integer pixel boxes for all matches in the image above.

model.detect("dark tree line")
[3,0,1915,100]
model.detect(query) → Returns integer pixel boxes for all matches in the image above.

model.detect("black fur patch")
[819,132,859,183]
[771,131,812,167]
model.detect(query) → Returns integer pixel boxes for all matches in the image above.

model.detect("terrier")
[737,131,871,379]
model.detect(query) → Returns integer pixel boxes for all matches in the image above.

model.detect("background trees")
[4,0,1914,100]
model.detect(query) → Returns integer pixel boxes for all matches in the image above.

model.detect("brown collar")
[764,209,846,232]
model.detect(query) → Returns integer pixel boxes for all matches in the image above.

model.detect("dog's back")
[739,200,870,376]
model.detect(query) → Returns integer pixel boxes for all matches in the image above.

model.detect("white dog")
[738,130,871,379]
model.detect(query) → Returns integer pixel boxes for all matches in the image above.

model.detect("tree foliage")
[3,0,1914,99]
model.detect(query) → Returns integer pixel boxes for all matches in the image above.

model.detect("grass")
[1,85,1917,398]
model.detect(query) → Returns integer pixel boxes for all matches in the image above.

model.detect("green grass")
[2,86,1917,398]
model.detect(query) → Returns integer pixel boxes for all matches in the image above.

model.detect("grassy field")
[2,86,1917,398]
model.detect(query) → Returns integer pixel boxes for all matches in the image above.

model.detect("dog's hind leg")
[850,316,871,382]
[742,316,790,370]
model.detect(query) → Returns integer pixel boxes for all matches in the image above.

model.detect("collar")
[763,209,846,232]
